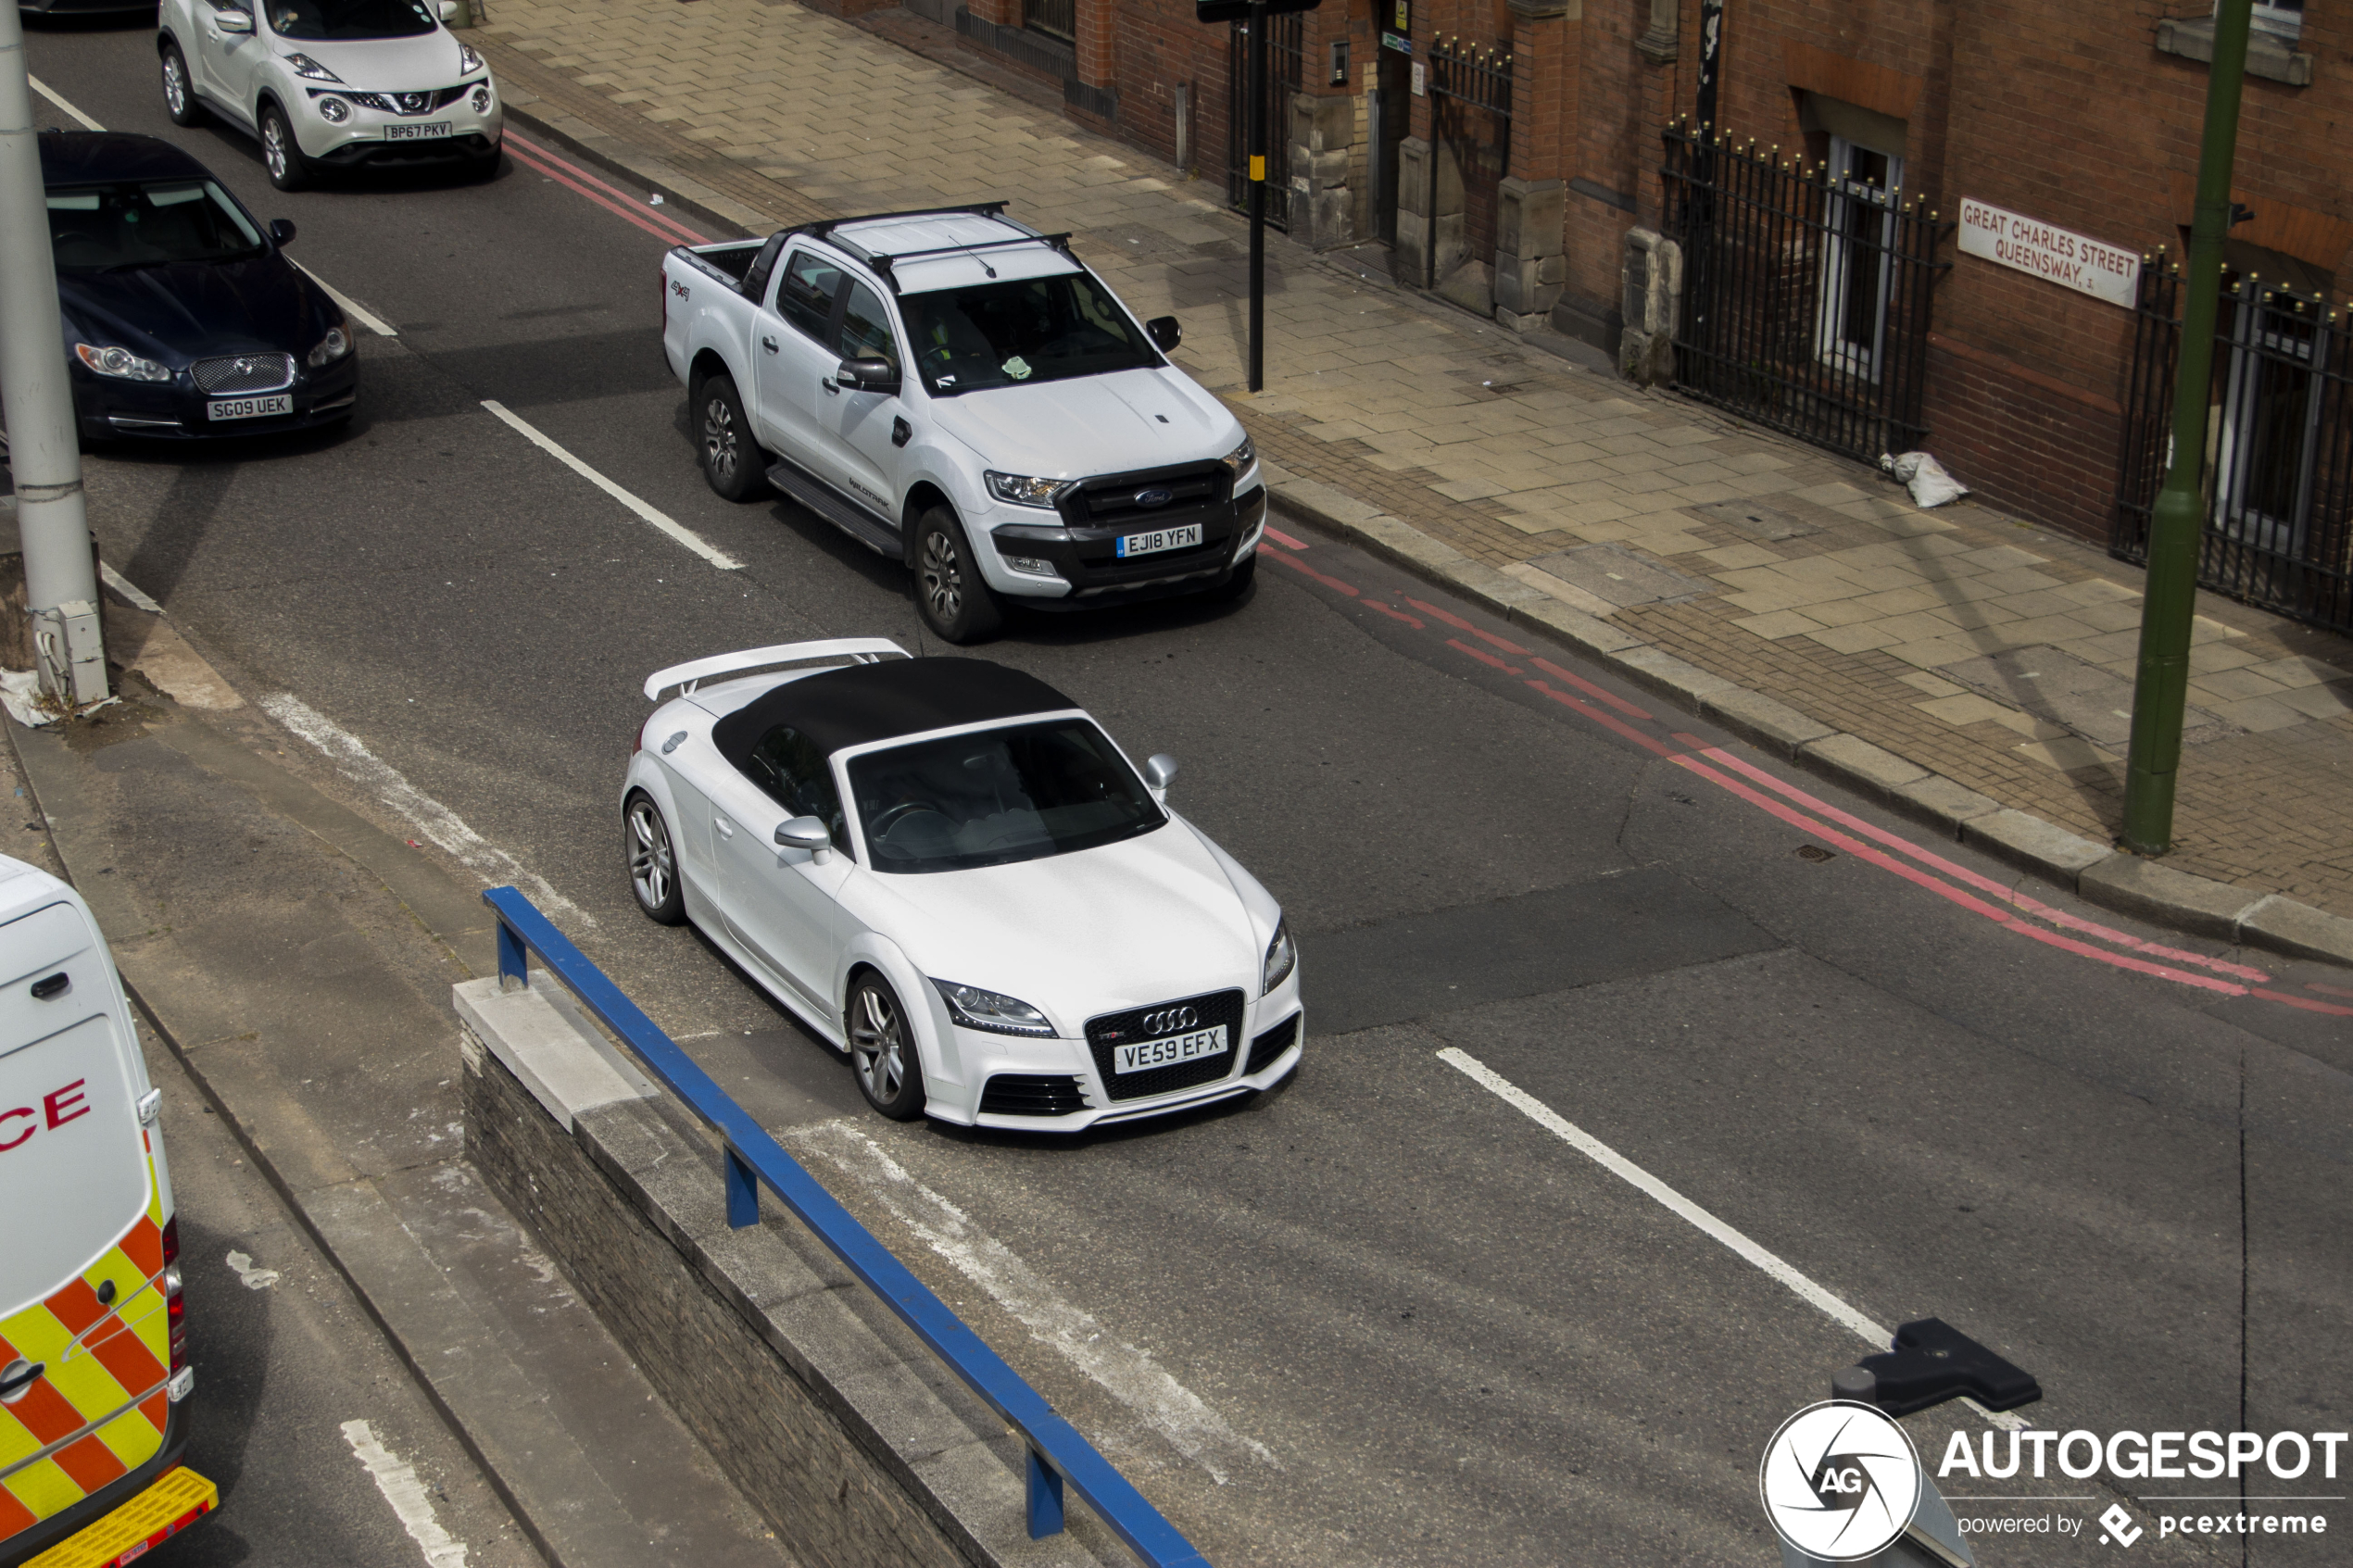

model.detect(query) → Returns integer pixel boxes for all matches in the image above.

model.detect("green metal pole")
[2120,0,2255,855]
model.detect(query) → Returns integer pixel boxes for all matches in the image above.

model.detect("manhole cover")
[1937,646,2236,747]
[1685,499,1818,541]
[1794,845,1836,862]
[1522,545,1713,608]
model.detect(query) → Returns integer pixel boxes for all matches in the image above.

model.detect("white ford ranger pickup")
[661,204,1266,642]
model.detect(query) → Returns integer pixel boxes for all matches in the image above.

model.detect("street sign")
[1196,0,1317,22]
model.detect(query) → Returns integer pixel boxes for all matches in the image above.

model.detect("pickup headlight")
[985,471,1074,509]
[459,44,484,73]
[284,53,343,82]
[1261,916,1296,995]
[308,326,352,367]
[933,980,1056,1037]
[1222,434,1256,478]
[75,344,172,382]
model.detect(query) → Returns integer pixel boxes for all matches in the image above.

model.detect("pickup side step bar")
[765,458,902,558]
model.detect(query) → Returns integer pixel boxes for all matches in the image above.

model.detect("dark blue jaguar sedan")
[41,132,358,440]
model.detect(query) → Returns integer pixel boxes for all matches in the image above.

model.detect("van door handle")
[761,337,779,354]
[714,817,735,840]
[0,1361,45,1399]
[30,973,69,1001]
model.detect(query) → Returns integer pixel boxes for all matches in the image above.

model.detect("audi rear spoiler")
[642,638,911,702]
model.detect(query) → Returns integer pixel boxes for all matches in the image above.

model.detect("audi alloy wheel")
[849,976,925,1120]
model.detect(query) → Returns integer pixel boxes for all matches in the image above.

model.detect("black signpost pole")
[1247,0,1267,392]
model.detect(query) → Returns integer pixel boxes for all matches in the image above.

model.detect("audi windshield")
[849,721,1164,872]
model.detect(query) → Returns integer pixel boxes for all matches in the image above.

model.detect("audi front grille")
[192,353,296,395]
[1084,988,1245,1101]
[977,1074,1090,1117]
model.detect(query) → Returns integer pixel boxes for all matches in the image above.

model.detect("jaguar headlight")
[459,44,484,73]
[74,344,172,383]
[1261,916,1296,996]
[285,53,343,82]
[1222,434,1256,477]
[308,326,351,367]
[984,471,1075,509]
[932,980,1056,1037]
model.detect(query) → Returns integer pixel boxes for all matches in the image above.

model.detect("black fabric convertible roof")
[711,658,1078,766]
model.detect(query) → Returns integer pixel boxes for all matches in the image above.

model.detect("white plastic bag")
[1881,450,1969,508]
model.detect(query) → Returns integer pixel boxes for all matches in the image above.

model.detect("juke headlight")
[459,44,484,73]
[932,980,1056,1037]
[285,53,343,82]
[308,326,352,367]
[471,83,493,114]
[317,95,351,123]
[1261,916,1296,995]
[75,344,172,383]
[984,470,1074,509]
[1222,434,1256,477]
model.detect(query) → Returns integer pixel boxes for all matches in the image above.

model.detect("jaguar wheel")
[847,974,925,1121]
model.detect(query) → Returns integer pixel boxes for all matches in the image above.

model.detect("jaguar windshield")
[849,720,1164,872]
[264,0,437,40]
[46,182,264,271]
[903,271,1161,396]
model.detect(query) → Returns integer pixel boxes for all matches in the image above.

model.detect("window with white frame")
[2246,0,2303,39]
[1815,136,1904,383]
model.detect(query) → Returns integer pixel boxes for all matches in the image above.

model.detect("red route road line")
[2256,988,2353,1016]
[2309,982,2353,999]
[1403,596,1528,656]
[1682,738,2273,985]
[505,131,708,245]
[1264,525,1309,550]
[1263,547,1359,596]
[505,139,701,247]
[1530,656,1652,721]
[1365,601,1424,628]
[1448,638,1523,674]
[1528,682,1680,758]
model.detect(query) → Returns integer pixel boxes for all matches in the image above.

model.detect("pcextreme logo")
[1759,1401,1923,1562]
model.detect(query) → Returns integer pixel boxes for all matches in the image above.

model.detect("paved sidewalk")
[474,0,2353,932]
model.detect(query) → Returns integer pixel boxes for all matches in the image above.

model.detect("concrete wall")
[454,978,1119,1568]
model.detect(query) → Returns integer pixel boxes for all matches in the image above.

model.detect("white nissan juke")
[622,640,1303,1129]
[158,0,503,191]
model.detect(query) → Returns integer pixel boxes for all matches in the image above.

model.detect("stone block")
[1610,646,1741,709]
[1961,809,2112,885]
[1796,733,1931,802]
[2235,895,2353,967]
[1495,176,1565,259]
[1887,773,2006,837]
[2079,856,2262,942]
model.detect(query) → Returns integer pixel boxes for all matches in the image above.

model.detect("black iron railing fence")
[1226,13,1303,231]
[2113,259,2353,636]
[1428,37,1511,276]
[1022,0,1074,42]
[1660,121,1952,465]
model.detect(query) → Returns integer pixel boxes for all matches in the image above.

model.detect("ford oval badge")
[1134,487,1174,508]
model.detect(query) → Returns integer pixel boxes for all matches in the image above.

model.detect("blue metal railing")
[484,887,1210,1568]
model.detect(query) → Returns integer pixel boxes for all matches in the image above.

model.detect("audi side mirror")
[1145,316,1181,352]
[837,356,899,395]
[268,218,296,246]
[216,8,254,31]
[774,816,832,859]
[1143,754,1178,795]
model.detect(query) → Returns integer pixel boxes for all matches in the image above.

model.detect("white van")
[0,857,212,1567]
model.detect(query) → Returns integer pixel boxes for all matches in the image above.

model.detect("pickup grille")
[1085,988,1245,1102]
[1063,461,1228,531]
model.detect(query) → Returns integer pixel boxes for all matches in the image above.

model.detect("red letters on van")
[0,1080,93,1152]
[0,1106,31,1151]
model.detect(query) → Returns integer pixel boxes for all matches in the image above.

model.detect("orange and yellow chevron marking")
[2,1170,170,1548]
[25,1464,214,1568]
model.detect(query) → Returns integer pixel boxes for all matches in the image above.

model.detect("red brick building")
[860,0,2350,592]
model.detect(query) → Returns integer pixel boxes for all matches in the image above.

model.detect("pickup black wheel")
[624,792,686,925]
[847,974,925,1121]
[1204,553,1256,603]
[692,373,766,501]
[161,44,207,128]
[914,506,1002,644]
[261,105,314,192]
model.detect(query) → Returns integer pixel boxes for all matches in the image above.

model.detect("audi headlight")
[1261,917,1296,996]
[932,980,1056,1037]
[459,44,484,73]
[284,53,343,82]
[1222,434,1256,477]
[984,470,1075,509]
[308,326,351,367]
[317,94,351,123]
[74,344,172,383]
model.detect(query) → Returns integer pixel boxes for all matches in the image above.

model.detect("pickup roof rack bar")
[785,206,1074,293]
[789,202,1012,243]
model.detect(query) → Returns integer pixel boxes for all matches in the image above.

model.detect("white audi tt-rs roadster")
[621,639,1302,1129]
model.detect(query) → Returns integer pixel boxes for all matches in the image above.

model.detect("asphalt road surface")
[19,21,2353,1566]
